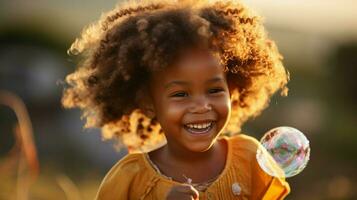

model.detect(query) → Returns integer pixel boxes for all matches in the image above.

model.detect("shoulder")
[222,133,261,168]
[228,133,261,156]
[107,153,144,175]
[101,153,153,184]
[225,133,262,174]
[228,133,260,144]
[95,153,154,200]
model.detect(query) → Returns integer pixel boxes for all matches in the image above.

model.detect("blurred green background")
[0,0,356,199]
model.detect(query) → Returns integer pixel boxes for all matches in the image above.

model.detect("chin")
[185,140,215,153]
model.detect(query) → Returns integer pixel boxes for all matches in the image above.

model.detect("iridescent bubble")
[256,126,310,178]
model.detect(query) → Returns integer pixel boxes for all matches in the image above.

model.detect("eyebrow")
[164,80,188,89]
[207,77,224,84]
[164,77,224,89]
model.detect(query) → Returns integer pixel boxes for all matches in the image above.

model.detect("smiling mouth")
[183,121,215,135]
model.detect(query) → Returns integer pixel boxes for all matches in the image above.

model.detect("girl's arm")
[251,152,290,200]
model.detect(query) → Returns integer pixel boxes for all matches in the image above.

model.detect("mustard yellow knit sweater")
[95,134,290,200]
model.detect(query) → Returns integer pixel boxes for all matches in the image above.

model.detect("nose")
[188,96,212,114]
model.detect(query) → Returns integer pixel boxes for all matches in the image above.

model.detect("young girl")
[61,0,290,199]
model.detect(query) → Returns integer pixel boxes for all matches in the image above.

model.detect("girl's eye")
[171,92,188,97]
[209,88,224,94]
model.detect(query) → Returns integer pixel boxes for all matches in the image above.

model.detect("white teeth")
[186,122,212,129]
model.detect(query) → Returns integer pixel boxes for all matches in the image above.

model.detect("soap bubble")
[256,126,310,178]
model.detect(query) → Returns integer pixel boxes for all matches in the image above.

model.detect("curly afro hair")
[61,0,289,153]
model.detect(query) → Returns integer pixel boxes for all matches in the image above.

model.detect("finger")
[191,195,199,200]
[177,184,199,199]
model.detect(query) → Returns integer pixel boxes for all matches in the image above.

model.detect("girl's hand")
[165,184,199,200]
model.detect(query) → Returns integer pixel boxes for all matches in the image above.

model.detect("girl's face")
[148,47,231,153]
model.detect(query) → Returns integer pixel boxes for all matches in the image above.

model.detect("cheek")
[160,101,186,125]
[215,96,231,122]
[167,104,183,117]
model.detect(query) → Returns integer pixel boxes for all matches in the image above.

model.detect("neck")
[164,139,220,164]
